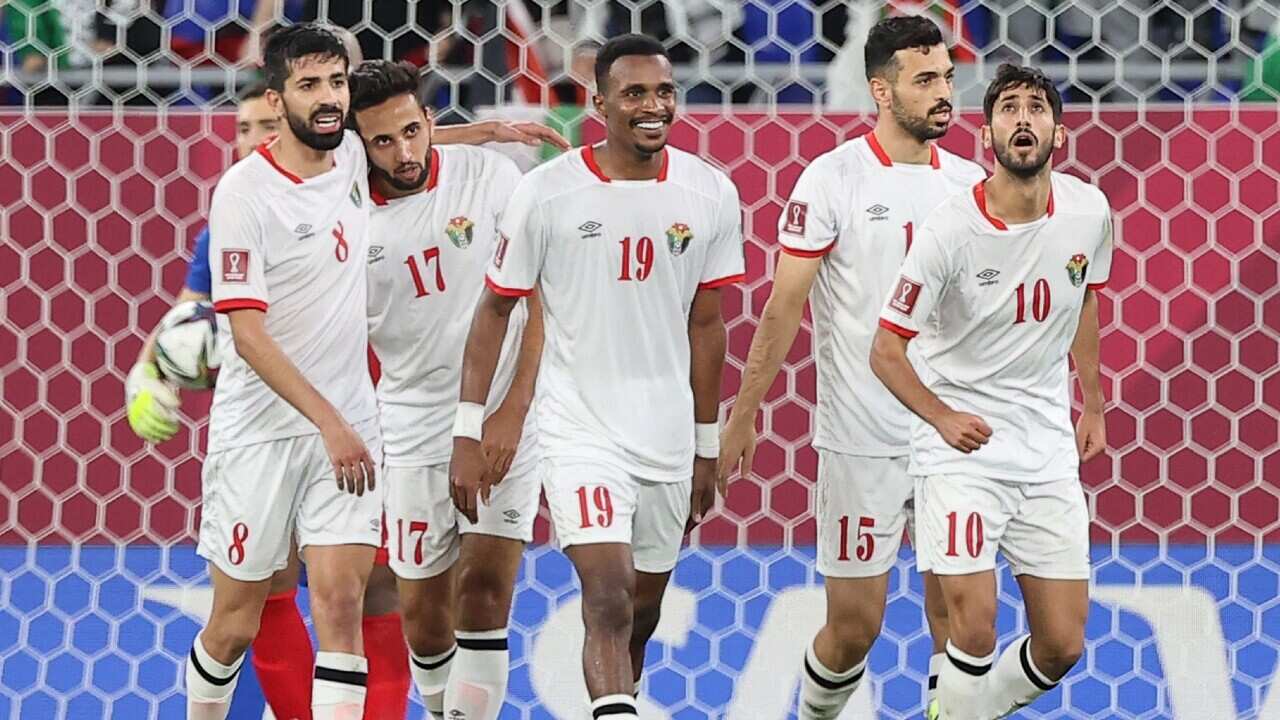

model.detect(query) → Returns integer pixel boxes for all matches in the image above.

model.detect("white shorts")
[197,418,384,582]
[383,462,541,580]
[543,458,690,574]
[817,452,920,578]
[915,475,1090,580]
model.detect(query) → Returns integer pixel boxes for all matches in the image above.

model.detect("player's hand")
[931,410,992,453]
[125,362,181,443]
[488,120,572,150]
[716,412,757,497]
[687,457,717,532]
[1075,408,1106,462]
[481,402,525,485]
[450,437,487,524]
[320,418,376,496]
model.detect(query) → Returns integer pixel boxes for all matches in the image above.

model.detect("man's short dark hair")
[263,22,349,91]
[594,33,671,93]
[349,60,420,127]
[864,16,946,82]
[982,63,1063,122]
[239,82,269,102]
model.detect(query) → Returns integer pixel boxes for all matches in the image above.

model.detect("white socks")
[444,629,510,720]
[928,651,944,711]
[937,640,995,720]
[797,639,867,720]
[410,644,457,716]
[985,636,1058,718]
[591,694,638,717]
[313,651,368,720]
[185,633,243,720]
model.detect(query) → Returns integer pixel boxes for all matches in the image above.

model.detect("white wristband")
[695,422,719,459]
[452,402,485,441]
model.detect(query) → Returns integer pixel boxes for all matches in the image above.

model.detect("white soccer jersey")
[207,132,377,452]
[778,133,986,456]
[366,144,531,468]
[879,172,1114,482]
[486,145,745,482]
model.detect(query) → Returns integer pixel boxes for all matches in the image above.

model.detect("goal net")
[2,1,1279,718]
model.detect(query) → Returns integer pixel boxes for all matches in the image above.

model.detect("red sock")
[252,590,314,720]
[362,612,411,719]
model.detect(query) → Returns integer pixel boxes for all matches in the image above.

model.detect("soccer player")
[717,17,985,719]
[450,34,744,719]
[871,63,1110,720]
[348,59,563,720]
[185,23,383,720]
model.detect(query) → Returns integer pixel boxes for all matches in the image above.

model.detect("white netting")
[3,1,1280,718]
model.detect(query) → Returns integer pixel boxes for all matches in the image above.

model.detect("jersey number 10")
[1013,279,1051,324]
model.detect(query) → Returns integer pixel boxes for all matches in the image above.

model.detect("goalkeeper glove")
[126,362,181,443]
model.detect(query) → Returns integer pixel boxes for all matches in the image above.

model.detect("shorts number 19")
[576,486,614,529]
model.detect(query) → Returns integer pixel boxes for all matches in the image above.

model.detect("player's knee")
[828,608,883,656]
[203,612,261,659]
[582,583,635,636]
[456,568,509,627]
[944,596,997,656]
[310,582,365,630]
[1033,633,1084,678]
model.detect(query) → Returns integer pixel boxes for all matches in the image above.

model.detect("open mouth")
[395,163,421,179]
[1012,132,1036,148]
[312,112,343,133]
[633,118,669,132]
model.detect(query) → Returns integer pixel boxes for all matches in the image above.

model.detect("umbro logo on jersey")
[867,204,889,221]
[368,245,385,264]
[976,268,1000,286]
[294,223,315,241]
[579,221,603,239]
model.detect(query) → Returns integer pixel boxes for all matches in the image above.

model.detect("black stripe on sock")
[803,656,864,690]
[592,703,638,718]
[314,666,368,687]
[946,650,992,677]
[189,647,240,687]
[928,674,938,690]
[1019,638,1057,691]
[411,647,457,671]
[457,637,508,652]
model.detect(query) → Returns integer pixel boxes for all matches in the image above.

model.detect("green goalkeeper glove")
[126,362,181,443]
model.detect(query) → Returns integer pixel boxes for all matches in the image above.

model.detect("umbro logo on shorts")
[503,509,520,524]
[579,221,603,239]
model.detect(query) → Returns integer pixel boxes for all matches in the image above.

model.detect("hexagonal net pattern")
[3,1,1280,718]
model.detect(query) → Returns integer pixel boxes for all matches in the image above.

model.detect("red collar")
[256,140,337,184]
[973,180,1054,231]
[865,132,940,170]
[583,145,669,183]
[370,148,441,206]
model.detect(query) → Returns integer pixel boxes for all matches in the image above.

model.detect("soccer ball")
[154,300,221,389]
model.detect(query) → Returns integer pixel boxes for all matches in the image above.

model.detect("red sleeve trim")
[878,318,918,339]
[780,239,836,258]
[698,273,746,290]
[1086,281,1107,290]
[485,275,534,297]
[214,298,268,313]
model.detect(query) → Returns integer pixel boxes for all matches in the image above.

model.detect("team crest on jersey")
[666,222,693,256]
[349,181,363,208]
[446,216,474,249]
[1066,253,1089,287]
